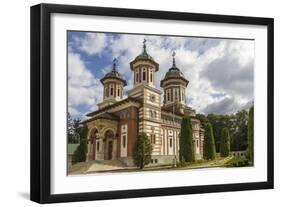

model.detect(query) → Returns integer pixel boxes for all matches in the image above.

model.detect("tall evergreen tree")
[179,116,195,162]
[133,132,152,169]
[203,123,216,160]
[247,106,254,163]
[220,127,231,157]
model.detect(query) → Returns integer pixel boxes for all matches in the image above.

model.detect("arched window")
[90,128,98,144]
[167,91,170,101]
[105,130,114,139]
[117,87,120,97]
[142,68,146,81]
[110,85,114,96]
[122,135,126,147]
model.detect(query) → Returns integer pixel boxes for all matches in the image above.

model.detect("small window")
[143,71,146,81]
[150,94,156,102]
[196,140,199,147]
[151,134,156,144]
[170,138,173,148]
[110,86,114,96]
[136,72,139,83]
[150,72,153,82]
[154,159,158,164]
[117,88,120,96]
[167,92,170,101]
[122,135,126,147]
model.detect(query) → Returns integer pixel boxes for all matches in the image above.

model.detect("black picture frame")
[30,3,274,204]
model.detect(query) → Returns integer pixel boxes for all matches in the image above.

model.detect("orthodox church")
[83,40,204,166]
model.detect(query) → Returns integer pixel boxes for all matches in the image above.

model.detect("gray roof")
[101,59,127,85]
[160,54,188,87]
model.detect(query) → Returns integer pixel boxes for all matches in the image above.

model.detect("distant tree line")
[196,109,249,152]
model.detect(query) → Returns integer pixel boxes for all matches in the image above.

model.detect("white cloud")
[73,33,108,55]
[68,52,103,117]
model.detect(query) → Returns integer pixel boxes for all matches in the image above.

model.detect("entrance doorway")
[108,141,113,160]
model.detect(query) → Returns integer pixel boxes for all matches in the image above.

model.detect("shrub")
[225,156,249,167]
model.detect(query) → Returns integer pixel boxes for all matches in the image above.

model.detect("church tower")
[160,52,189,115]
[98,58,127,109]
[128,39,162,156]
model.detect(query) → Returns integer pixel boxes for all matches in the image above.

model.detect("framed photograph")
[30,3,274,203]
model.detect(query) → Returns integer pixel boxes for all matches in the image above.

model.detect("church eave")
[160,77,189,87]
[129,59,159,71]
[85,97,141,117]
[100,76,127,86]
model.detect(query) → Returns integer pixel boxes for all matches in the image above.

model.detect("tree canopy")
[198,110,249,152]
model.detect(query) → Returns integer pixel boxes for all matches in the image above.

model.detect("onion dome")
[160,52,188,87]
[100,58,127,86]
[130,39,159,71]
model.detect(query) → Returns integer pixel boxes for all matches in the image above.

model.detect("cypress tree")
[133,132,152,169]
[203,123,216,160]
[179,116,195,162]
[220,127,231,157]
[247,106,254,163]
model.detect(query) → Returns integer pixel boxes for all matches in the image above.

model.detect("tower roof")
[160,52,188,87]
[100,58,127,86]
[130,39,159,71]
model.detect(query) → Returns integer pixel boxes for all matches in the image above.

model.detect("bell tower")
[160,52,189,114]
[98,58,127,109]
[127,39,162,156]
[129,39,159,90]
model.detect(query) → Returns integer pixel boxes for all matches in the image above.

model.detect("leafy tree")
[207,111,248,152]
[179,116,195,162]
[247,106,254,163]
[67,112,81,144]
[72,124,88,164]
[220,127,231,157]
[231,110,248,151]
[196,113,208,128]
[133,132,152,169]
[203,123,216,160]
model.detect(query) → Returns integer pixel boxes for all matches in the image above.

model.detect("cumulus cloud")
[73,33,108,55]
[68,52,103,117]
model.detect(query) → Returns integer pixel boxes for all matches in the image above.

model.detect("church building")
[83,40,204,166]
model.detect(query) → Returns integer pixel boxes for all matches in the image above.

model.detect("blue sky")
[67,31,254,120]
